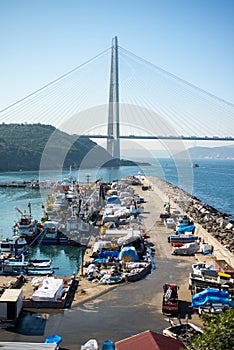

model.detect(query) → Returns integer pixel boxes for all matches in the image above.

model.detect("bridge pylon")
[107,36,120,159]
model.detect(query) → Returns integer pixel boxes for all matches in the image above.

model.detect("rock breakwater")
[150,177,234,255]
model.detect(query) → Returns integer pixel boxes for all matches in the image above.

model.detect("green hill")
[0,123,112,171]
[176,145,234,160]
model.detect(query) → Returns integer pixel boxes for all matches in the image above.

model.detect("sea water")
[0,159,233,275]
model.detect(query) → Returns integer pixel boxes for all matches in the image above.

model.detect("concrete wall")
[195,223,234,269]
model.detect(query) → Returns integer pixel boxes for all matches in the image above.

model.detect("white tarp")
[93,240,112,253]
[32,277,64,301]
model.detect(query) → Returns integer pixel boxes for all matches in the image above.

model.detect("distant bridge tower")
[107,36,120,159]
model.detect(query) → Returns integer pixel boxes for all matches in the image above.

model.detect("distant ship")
[192,163,199,168]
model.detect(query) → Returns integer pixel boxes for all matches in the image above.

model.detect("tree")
[190,308,234,350]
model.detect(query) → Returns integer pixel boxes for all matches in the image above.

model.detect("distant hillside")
[176,145,234,159]
[0,123,112,171]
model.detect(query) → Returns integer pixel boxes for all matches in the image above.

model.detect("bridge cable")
[118,48,233,136]
[119,46,234,109]
[0,47,111,114]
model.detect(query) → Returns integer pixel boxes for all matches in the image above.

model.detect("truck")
[162,283,179,315]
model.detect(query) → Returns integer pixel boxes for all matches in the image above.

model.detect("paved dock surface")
[0,179,206,349]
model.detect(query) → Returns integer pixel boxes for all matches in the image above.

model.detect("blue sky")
[0,0,233,107]
[0,0,233,155]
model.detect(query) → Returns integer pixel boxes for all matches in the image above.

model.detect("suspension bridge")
[0,36,233,159]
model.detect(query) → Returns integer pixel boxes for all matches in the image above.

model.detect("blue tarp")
[177,224,195,234]
[45,335,62,345]
[106,196,121,204]
[119,246,139,262]
[94,258,107,263]
[98,250,120,259]
[192,288,229,307]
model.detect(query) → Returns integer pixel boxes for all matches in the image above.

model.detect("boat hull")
[125,262,152,282]
[168,235,198,243]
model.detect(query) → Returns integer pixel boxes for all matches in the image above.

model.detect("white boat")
[102,204,129,224]
[172,242,200,256]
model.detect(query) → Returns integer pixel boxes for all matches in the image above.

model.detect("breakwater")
[0,181,29,188]
[148,176,234,267]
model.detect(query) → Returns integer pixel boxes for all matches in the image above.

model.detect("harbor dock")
[0,181,29,188]
[0,175,233,349]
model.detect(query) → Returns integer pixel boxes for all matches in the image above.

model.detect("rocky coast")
[149,177,234,265]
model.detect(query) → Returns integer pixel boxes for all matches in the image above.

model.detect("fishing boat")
[25,267,54,275]
[168,234,198,244]
[0,256,53,276]
[175,215,195,233]
[192,163,199,168]
[24,259,54,274]
[29,259,52,267]
[172,242,200,256]
[0,236,27,255]
[63,219,92,247]
[124,260,152,282]
[35,221,69,245]
[13,203,41,243]
[163,321,203,343]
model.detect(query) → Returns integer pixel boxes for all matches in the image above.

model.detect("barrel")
[102,339,115,349]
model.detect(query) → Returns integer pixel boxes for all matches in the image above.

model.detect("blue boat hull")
[168,235,198,243]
